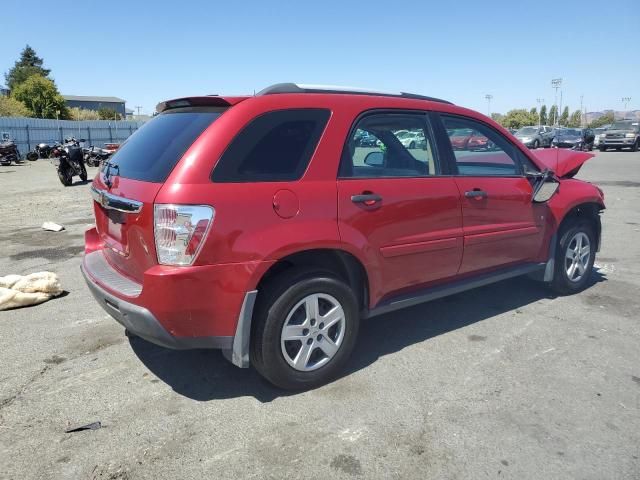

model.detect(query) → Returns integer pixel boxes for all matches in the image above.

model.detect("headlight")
[520,137,530,142]
[599,134,606,139]
[625,133,635,138]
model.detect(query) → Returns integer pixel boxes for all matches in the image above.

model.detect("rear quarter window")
[212,109,330,182]
[105,107,226,183]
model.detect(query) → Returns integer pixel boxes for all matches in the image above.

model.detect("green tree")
[548,105,558,125]
[589,112,615,128]
[559,107,569,126]
[490,112,504,124]
[4,45,52,91]
[501,109,538,129]
[0,96,32,117]
[539,105,548,125]
[11,75,67,119]
[529,107,538,126]
[98,107,122,121]
[567,110,582,128]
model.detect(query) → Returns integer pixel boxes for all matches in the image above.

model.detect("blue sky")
[2,0,638,116]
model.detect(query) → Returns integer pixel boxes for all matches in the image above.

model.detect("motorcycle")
[0,133,22,166]
[82,145,112,167]
[51,137,88,186]
[27,141,57,161]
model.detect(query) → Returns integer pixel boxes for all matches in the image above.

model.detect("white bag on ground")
[0,272,63,310]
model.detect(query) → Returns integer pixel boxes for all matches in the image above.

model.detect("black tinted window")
[105,107,224,182]
[212,109,330,182]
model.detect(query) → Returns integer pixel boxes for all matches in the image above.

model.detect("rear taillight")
[153,204,214,266]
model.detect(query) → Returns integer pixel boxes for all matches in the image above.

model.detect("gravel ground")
[0,153,638,480]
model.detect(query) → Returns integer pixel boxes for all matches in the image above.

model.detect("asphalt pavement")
[0,152,638,479]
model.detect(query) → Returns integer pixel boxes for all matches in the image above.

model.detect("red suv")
[82,83,605,389]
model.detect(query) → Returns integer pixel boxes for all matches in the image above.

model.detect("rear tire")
[27,151,38,161]
[599,146,606,152]
[251,267,359,390]
[550,219,596,295]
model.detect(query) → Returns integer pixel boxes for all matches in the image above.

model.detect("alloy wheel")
[564,231,591,283]
[280,293,346,372]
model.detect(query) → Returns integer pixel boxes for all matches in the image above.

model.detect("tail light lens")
[153,204,214,266]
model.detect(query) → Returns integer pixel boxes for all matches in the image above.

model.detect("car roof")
[157,83,453,113]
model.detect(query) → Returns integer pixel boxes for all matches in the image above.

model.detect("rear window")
[105,107,225,182]
[212,109,330,182]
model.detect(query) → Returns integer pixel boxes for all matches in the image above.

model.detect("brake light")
[153,204,214,266]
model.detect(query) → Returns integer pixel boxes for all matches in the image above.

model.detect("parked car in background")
[396,130,426,149]
[593,127,608,148]
[82,83,605,390]
[599,120,640,151]
[514,126,554,148]
[552,128,595,151]
[354,130,378,147]
[448,128,489,150]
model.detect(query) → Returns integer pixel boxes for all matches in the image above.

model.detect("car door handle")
[351,193,382,206]
[464,189,488,199]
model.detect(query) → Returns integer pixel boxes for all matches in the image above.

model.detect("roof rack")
[256,83,452,105]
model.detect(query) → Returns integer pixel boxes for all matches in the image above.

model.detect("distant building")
[63,95,126,117]
[0,85,8,97]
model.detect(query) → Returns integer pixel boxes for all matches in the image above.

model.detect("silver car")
[514,126,554,148]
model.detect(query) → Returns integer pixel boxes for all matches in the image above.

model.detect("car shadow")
[130,272,606,402]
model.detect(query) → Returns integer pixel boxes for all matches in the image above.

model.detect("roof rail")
[256,83,452,105]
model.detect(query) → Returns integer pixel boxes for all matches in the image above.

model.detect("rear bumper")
[82,263,232,350]
[81,248,273,354]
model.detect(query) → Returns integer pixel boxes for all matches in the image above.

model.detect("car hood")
[531,148,594,178]
[515,133,537,138]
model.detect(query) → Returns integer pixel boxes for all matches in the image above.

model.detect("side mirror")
[531,169,560,202]
[364,151,384,167]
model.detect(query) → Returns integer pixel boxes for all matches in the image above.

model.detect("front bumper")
[81,257,233,350]
[601,137,636,147]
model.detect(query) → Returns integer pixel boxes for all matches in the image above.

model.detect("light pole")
[551,78,562,125]
[485,94,493,117]
[622,97,631,112]
[536,98,544,127]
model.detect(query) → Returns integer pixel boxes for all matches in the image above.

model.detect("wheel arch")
[557,201,604,251]
[256,248,370,314]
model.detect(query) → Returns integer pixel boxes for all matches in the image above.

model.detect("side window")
[441,115,521,176]
[212,109,330,182]
[341,113,438,178]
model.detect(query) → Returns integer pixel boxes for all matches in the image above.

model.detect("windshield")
[517,127,537,135]
[611,121,637,130]
[105,107,225,182]
[559,129,581,136]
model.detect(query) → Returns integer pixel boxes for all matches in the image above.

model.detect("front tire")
[79,163,88,181]
[57,166,72,186]
[631,139,639,152]
[251,268,359,390]
[533,139,540,149]
[550,220,596,295]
